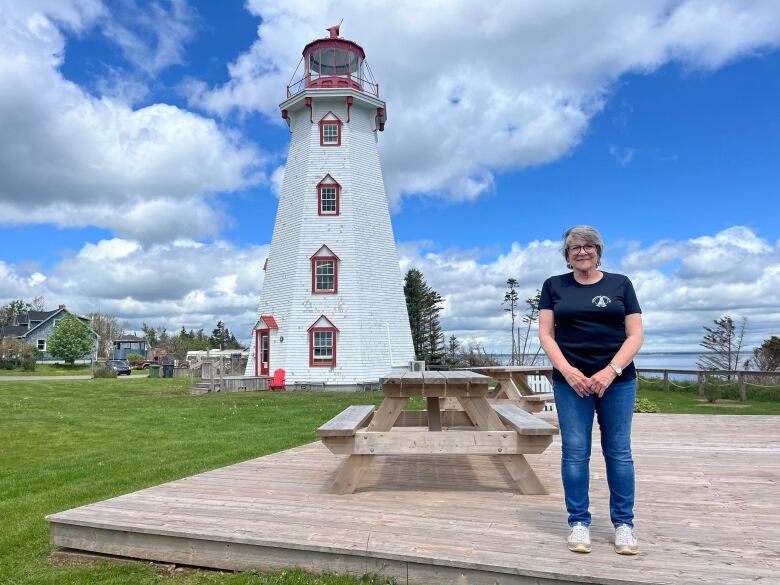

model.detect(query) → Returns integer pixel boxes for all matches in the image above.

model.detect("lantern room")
[288,24,380,98]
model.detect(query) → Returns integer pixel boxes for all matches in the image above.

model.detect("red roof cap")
[260,315,278,329]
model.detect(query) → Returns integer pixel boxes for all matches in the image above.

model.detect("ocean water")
[507,352,723,380]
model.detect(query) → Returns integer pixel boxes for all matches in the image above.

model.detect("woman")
[538,225,644,555]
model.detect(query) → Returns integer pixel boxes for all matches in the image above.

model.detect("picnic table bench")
[316,370,558,495]
[468,366,555,412]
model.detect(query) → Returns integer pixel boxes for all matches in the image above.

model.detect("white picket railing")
[526,375,551,393]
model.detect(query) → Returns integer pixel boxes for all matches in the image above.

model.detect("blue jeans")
[553,379,636,528]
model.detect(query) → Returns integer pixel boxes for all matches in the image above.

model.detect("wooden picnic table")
[467,366,555,412]
[316,369,558,495]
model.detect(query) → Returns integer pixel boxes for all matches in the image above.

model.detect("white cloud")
[270,165,285,198]
[0,1,264,243]
[398,226,780,354]
[191,0,780,207]
[100,0,196,76]
[609,145,637,166]
[77,238,141,261]
[1,227,778,351]
[0,237,267,336]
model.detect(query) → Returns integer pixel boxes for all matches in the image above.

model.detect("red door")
[257,329,270,376]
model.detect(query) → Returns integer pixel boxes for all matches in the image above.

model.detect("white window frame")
[322,123,339,144]
[314,259,336,293]
[319,186,337,214]
[311,330,334,365]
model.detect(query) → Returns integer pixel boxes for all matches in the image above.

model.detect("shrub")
[21,356,37,371]
[92,364,117,378]
[1,360,15,370]
[703,379,720,403]
[126,352,144,363]
[634,397,659,413]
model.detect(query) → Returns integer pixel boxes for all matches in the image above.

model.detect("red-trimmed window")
[311,256,338,294]
[319,113,342,146]
[317,176,340,216]
[310,328,336,366]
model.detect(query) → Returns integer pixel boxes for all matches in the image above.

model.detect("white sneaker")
[567,522,591,553]
[614,524,638,555]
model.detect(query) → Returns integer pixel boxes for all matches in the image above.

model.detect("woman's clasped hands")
[562,366,618,398]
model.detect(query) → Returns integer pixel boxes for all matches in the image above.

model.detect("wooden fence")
[637,368,779,401]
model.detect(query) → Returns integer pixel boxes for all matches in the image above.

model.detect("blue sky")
[1,1,779,353]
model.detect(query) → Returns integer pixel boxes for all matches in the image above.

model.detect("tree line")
[401,272,780,376]
[0,297,245,366]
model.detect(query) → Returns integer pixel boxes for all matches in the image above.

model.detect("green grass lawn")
[637,377,780,414]
[1,377,776,584]
[0,378,396,585]
[0,364,93,376]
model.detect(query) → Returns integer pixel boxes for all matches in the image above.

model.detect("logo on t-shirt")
[592,295,611,308]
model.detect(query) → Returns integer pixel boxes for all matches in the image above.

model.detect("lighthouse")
[246,25,415,387]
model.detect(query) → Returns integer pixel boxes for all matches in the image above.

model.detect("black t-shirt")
[539,271,641,384]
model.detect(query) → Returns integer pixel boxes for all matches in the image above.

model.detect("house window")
[313,258,337,293]
[310,246,339,294]
[310,328,336,366]
[323,123,339,143]
[320,186,337,213]
[319,114,342,146]
[317,176,340,216]
[37,339,46,351]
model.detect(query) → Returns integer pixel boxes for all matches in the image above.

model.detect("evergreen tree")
[423,287,445,365]
[141,323,161,347]
[211,321,231,350]
[749,336,780,371]
[404,269,427,359]
[446,334,460,366]
[697,315,747,379]
[403,269,445,364]
[227,332,245,350]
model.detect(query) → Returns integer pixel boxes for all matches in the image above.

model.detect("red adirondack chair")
[269,368,286,391]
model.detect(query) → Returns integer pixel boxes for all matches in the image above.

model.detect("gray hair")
[562,225,604,263]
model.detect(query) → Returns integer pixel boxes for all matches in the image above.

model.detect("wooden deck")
[48,414,780,584]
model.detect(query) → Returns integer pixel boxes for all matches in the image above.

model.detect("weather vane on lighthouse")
[326,20,342,39]
[246,23,414,388]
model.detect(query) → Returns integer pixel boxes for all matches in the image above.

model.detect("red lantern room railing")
[287,24,380,98]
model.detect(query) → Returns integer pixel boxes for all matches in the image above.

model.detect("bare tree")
[457,342,501,367]
[88,312,124,359]
[503,278,519,365]
[517,289,542,365]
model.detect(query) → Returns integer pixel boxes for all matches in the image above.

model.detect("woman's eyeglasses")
[568,244,597,254]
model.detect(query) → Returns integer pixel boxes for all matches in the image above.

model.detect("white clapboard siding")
[245,91,415,384]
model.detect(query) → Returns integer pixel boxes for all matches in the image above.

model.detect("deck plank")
[48,414,780,585]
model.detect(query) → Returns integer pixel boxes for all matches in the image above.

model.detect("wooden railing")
[637,368,779,401]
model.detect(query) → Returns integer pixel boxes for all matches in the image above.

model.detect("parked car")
[105,360,132,376]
